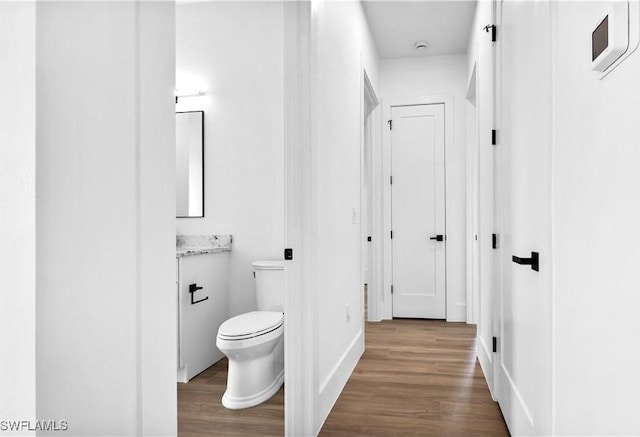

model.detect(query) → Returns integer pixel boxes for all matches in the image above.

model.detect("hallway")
[320,320,509,436]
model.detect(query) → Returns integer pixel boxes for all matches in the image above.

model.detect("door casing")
[361,69,380,322]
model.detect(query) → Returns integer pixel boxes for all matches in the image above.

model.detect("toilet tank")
[253,260,285,312]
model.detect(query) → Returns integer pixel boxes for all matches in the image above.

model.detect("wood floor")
[320,319,509,436]
[178,358,284,436]
[178,320,508,436]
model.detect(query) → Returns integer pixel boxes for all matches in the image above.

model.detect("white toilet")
[216,260,284,409]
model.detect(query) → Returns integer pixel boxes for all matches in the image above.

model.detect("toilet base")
[221,368,284,409]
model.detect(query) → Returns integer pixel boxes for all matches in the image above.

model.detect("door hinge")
[491,129,497,145]
[284,248,293,260]
[492,233,498,249]
[484,24,497,42]
[390,230,393,239]
[492,336,498,353]
[390,175,393,184]
[388,119,393,130]
[391,285,394,294]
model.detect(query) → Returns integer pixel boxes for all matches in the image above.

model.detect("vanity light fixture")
[175,90,206,103]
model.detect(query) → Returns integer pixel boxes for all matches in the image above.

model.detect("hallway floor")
[178,320,508,436]
[320,319,510,436]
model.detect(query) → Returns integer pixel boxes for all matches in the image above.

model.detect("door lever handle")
[512,251,539,272]
[429,235,444,241]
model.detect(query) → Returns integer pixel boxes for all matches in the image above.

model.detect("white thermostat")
[592,0,640,77]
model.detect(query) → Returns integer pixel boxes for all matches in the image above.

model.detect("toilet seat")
[218,311,284,341]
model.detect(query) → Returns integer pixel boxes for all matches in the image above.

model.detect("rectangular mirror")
[176,111,204,218]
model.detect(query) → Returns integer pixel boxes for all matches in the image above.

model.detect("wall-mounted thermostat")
[592,2,629,72]
[592,1,640,77]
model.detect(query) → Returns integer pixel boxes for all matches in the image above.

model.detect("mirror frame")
[176,110,205,218]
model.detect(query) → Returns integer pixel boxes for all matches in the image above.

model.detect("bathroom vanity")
[176,235,231,382]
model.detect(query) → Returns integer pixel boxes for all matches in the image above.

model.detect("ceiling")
[362,1,477,59]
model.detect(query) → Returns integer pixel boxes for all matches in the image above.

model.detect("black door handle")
[429,235,444,241]
[189,283,209,305]
[512,252,539,272]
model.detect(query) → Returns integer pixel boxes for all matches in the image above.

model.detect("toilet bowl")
[216,260,285,409]
[216,311,284,409]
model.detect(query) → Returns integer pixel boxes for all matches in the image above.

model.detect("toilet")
[216,260,284,409]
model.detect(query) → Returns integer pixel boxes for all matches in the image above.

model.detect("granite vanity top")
[176,234,232,257]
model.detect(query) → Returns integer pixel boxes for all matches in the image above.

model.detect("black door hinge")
[492,233,498,249]
[491,129,497,145]
[390,175,393,184]
[484,24,497,42]
[492,336,498,353]
[390,230,393,239]
[391,285,394,294]
[284,248,293,260]
[388,119,393,130]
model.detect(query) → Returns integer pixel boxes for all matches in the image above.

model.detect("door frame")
[361,68,381,322]
[382,94,454,320]
[283,1,316,435]
[465,63,480,326]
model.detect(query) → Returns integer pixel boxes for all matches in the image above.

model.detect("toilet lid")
[218,311,284,340]
[252,260,284,270]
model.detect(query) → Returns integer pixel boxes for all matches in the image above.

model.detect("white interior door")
[474,9,498,398]
[391,104,446,319]
[494,1,552,434]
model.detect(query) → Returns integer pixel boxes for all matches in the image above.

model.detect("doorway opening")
[175,2,289,434]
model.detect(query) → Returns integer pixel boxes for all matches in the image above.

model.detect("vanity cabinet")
[176,251,229,382]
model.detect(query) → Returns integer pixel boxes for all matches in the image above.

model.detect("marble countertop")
[176,234,232,258]
[176,247,230,257]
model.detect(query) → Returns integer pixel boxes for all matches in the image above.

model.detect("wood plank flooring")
[320,319,509,436]
[178,358,284,436]
[178,319,508,436]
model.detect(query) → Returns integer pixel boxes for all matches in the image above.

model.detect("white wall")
[379,54,468,322]
[0,3,37,432]
[176,1,285,317]
[138,3,178,434]
[312,0,379,431]
[35,2,176,435]
[552,2,640,434]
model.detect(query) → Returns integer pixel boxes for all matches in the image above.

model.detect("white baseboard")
[497,363,534,436]
[177,366,188,384]
[315,330,364,434]
[447,302,467,322]
[477,335,495,401]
